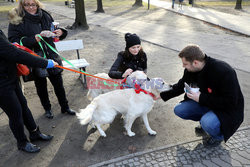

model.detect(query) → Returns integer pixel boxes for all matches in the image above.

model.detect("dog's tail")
[76,102,97,125]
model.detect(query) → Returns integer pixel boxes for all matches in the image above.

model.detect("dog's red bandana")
[134,83,155,98]
[120,79,155,98]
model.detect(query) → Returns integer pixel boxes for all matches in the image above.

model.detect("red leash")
[14,42,157,96]
[13,43,121,85]
[55,65,120,84]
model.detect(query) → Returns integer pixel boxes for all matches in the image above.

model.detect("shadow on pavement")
[48,115,158,166]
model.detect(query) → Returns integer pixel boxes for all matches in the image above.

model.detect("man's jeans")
[174,100,224,140]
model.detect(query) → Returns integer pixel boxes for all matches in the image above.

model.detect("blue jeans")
[174,100,224,140]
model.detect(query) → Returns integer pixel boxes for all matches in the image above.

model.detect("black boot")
[29,127,53,142]
[61,108,76,115]
[203,136,223,147]
[18,142,40,153]
[45,109,54,119]
[195,124,207,137]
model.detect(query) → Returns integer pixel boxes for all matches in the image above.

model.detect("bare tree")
[133,0,143,7]
[235,0,242,10]
[95,0,105,13]
[71,0,89,29]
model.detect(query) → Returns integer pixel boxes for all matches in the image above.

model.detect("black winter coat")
[160,56,244,142]
[0,29,48,93]
[108,51,147,79]
[8,9,67,74]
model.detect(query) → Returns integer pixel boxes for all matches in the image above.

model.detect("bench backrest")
[54,39,83,52]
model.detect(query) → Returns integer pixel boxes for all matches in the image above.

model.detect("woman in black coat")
[8,0,75,119]
[0,29,56,153]
[108,33,147,79]
[160,44,244,146]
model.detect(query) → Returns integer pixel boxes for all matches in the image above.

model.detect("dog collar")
[134,83,155,98]
[120,77,127,89]
[120,77,135,89]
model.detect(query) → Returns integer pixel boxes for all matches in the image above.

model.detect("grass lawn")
[40,0,135,6]
[0,5,14,14]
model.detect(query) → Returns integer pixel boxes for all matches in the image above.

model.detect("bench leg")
[79,67,88,89]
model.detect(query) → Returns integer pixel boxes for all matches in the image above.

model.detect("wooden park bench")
[19,39,89,93]
[54,39,89,88]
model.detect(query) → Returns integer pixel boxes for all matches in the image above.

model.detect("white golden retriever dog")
[77,77,171,137]
[87,71,148,101]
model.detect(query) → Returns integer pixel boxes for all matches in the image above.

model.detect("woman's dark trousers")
[0,82,37,147]
[34,73,69,111]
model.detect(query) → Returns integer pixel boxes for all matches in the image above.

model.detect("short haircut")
[178,44,205,62]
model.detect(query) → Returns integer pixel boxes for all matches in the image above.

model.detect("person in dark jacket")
[0,29,56,153]
[160,44,244,147]
[8,0,75,119]
[108,33,147,79]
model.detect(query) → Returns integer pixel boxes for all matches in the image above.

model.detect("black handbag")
[36,42,63,76]
[34,67,49,78]
[33,51,50,78]
[47,53,63,75]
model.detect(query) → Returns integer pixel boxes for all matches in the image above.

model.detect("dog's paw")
[100,132,107,137]
[148,130,157,136]
[127,131,136,137]
[100,134,107,137]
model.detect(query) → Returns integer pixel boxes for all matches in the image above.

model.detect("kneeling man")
[160,44,244,147]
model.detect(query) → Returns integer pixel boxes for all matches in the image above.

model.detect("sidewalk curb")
[90,125,250,167]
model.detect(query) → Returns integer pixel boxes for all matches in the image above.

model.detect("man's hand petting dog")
[153,95,161,101]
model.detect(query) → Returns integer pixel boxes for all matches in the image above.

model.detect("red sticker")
[207,88,212,93]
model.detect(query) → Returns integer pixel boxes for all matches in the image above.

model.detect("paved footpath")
[90,127,250,167]
[143,0,250,37]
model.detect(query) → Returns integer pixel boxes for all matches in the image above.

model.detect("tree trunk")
[133,0,143,7]
[95,0,105,13]
[235,0,242,10]
[71,0,89,29]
